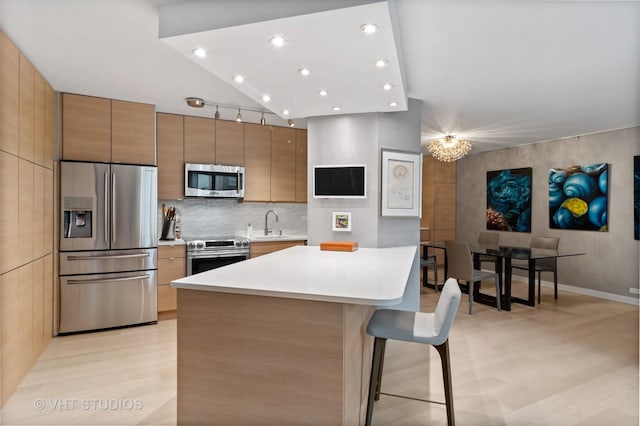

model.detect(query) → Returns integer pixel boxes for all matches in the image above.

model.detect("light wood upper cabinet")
[0,31,20,156]
[295,129,307,203]
[216,120,244,166]
[18,159,34,267]
[270,126,296,202]
[19,54,34,162]
[184,116,215,164]
[33,71,45,166]
[62,93,111,162]
[33,165,45,259]
[157,113,184,200]
[243,123,271,202]
[111,99,155,165]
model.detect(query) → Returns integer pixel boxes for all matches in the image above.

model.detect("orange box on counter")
[320,241,359,252]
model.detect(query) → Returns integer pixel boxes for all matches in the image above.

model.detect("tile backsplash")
[159,199,308,240]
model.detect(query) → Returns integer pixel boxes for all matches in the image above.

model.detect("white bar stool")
[365,278,462,426]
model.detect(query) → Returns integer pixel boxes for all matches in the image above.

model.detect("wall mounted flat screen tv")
[313,165,366,198]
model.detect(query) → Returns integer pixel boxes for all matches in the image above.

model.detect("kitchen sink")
[249,234,307,241]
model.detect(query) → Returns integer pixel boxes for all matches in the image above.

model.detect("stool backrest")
[433,278,462,345]
[445,240,473,282]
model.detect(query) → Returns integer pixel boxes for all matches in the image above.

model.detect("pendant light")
[236,109,242,123]
[214,105,220,120]
[260,112,266,126]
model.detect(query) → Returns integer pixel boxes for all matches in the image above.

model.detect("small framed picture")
[332,211,352,232]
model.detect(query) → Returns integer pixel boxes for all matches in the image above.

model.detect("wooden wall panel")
[32,258,44,360]
[0,31,19,155]
[0,152,19,273]
[33,71,45,166]
[33,165,45,258]
[19,54,34,162]
[18,159,34,266]
[43,254,53,340]
[44,83,54,169]
[43,168,53,254]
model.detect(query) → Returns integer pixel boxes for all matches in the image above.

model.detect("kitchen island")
[171,244,417,425]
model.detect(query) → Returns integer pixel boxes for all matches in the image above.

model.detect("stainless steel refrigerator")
[59,161,158,333]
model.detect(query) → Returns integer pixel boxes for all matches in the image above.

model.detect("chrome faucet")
[264,209,279,235]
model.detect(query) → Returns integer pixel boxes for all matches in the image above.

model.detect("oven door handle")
[188,251,249,259]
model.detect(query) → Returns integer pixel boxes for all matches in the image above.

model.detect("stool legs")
[366,337,387,426]
[434,340,455,426]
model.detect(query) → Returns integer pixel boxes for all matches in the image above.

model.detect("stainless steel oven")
[186,236,250,276]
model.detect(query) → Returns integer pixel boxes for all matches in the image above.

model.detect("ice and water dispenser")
[63,196,93,239]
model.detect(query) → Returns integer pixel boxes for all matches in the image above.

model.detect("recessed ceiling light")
[262,94,271,102]
[319,90,328,97]
[192,48,207,58]
[298,68,311,76]
[332,106,341,112]
[375,59,389,68]
[383,83,393,91]
[282,109,290,116]
[270,36,286,47]
[360,23,378,34]
[234,75,244,83]
[388,101,398,107]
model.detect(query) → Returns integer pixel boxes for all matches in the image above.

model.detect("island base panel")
[177,289,374,425]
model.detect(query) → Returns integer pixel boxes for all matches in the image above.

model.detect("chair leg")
[365,337,387,426]
[494,276,501,311]
[537,271,542,304]
[554,271,558,300]
[434,264,439,292]
[468,280,474,315]
[434,340,455,426]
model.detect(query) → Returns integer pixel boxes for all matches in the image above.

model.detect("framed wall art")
[332,211,352,232]
[549,163,608,231]
[381,149,421,217]
[486,167,532,232]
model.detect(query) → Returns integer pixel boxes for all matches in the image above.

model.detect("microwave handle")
[237,171,241,192]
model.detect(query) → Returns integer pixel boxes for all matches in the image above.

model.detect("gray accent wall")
[307,98,422,310]
[456,126,640,300]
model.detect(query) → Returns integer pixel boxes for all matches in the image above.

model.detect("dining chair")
[421,253,439,289]
[477,231,500,271]
[365,278,462,426]
[445,240,501,315]
[512,236,559,303]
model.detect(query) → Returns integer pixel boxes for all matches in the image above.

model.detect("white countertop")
[247,234,308,242]
[171,245,417,306]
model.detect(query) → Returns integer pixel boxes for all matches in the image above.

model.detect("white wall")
[307,99,422,310]
[456,126,640,301]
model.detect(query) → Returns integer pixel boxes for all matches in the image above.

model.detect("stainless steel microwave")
[185,163,245,198]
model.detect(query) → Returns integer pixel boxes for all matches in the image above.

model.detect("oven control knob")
[187,241,195,249]
[196,241,205,250]
[242,240,249,247]
[235,241,241,248]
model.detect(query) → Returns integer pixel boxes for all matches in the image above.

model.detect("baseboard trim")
[537,280,640,306]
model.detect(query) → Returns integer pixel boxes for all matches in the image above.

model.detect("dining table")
[420,241,585,311]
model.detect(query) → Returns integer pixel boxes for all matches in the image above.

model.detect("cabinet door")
[0,30,20,156]
[18,159,34,266]
[184,116,215,164]
[19,54,34,162]
[243,123,271,201]
[270,126,296,202]
[0,151,19,273]
[62,93,111,162]
[157,113,184,200]
[33,165,45,258]
[295,129,307,203]
[33,71,45,166]
[111,100,155,165]
[215,120,244,166]
[44,83,54,169]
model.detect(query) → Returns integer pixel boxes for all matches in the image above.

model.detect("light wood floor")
[1,280,638,425]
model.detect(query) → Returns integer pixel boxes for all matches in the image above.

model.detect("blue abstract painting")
[549,163,608,231]
[635,156,639,240]
[486,167,532,232]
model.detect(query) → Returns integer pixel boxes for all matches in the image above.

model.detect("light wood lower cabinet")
[158,245,186,313]
[250,240,306,258]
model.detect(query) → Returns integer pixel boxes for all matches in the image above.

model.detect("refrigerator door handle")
[67,253,150,261]
[67,274,151,285]
[104,172,109,242]
[112,172,116,242]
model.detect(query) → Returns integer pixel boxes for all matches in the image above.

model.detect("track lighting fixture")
[185,97,280,126]
[236,109,242,122]
[260,113,266,126]
[214,105,220,120]
[185,97,205,108]
[288,119,295,127]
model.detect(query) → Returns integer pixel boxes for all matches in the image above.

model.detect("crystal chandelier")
[427,135,472,162]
